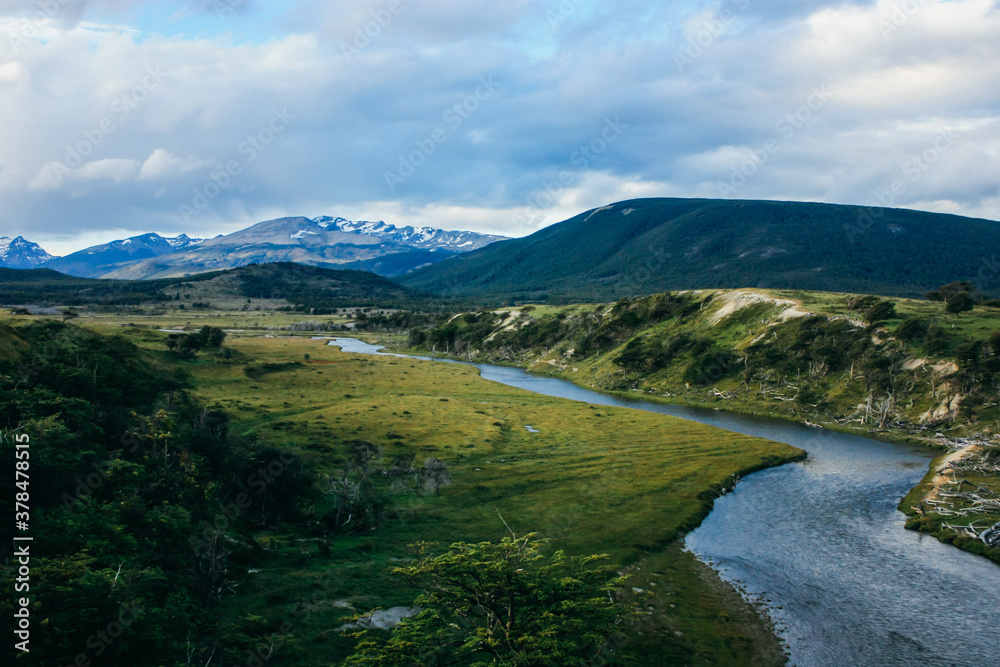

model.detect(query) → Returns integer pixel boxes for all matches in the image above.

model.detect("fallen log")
[981,521,1000,547]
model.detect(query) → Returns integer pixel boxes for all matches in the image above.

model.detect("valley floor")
[12,285,999,663]
[75,320,801,665]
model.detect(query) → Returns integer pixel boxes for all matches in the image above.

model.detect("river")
[327,338,1000,667]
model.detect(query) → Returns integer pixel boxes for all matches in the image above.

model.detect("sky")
[1,0,999,256]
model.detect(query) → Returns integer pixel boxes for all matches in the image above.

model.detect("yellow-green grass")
[2,311,799,661]
[70,310,355,333]
[186,335,800,664]
[514,303,602,317]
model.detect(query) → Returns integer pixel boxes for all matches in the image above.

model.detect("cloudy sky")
[1,0,999,255]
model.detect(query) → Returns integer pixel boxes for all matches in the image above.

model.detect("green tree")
[863,299,896,326]
[166,326,227,357]
[197,324,227,348]
[345,532,637,666]
[613,337,649,378]
[926,281,976,302]
[845,294,880,315]
[895,317,929,342]
[946,292,975,316]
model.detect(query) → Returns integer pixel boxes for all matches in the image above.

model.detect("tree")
[613,337,649,379]
[197,325,227,348]
[348,439,381,475]
[845,295,880,315]
[345,531,637,666]
[61,308,79,322]
[863,299,896,326]
[895,317,929,342]
[421,457,451,496]
[926,281,976,302]
[946,292,975,316]
[165,326,227,357]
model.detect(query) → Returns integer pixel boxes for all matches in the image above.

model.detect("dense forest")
[0,322,314,664]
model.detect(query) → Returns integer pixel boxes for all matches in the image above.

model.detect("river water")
[328,338,1000,667]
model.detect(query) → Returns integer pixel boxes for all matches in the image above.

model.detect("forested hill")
[0,262,428,312]
[399,198,1000,303]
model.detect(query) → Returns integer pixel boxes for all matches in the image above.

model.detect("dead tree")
[422,458,451,496]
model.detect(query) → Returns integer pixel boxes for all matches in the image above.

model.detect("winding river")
[328,338,1000,667]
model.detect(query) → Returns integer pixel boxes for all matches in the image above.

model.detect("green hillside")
[400,198,1000,302]
[0,262,428,312]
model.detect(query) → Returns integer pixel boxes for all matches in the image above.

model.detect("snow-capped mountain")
[0,236,56,269]
[167,234,202,249]
[312,217,505,251]
[97,216,508,280]
[43,233,204,278]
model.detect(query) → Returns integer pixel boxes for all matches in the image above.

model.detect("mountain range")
[6,217,506,280]
[399,198,1000,302]
[43,233,204,278]
[6,199,1000,302]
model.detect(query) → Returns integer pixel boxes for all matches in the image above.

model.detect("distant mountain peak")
[43,232,205,277]
[308,216,506,250]
[0,236,56,269]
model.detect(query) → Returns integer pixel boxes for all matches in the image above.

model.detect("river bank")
[355,324,1000,566]
[331,336,1000,666]
[383,289,1000,563]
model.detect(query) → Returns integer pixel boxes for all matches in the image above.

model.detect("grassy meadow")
[70,315,801,664]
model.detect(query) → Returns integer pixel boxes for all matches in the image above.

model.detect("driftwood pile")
[920,436,1000,549]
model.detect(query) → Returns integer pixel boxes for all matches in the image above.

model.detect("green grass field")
[70,309,355,333]
[74,320,798,664]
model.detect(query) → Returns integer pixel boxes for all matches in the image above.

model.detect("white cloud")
[27,162,70,191]
[0,60,28,86]
[2,0,1000,252]
[348,172,677,238]
[138,149,210,180]
[77,157,140,181]
[28,157,140,191]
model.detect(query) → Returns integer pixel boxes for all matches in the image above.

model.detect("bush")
[864,299,896,326]
[922,327,951,356]
[345,533,637,666]
[895,317,930,342]
[683,345,738,386]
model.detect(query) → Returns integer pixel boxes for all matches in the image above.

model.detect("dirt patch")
[926,445,981,502]
[708,290,810,325]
